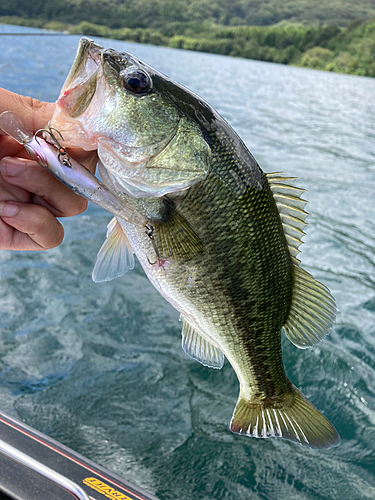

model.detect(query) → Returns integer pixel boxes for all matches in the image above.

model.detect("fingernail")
[0,201,19,217]
[0,157,26,177]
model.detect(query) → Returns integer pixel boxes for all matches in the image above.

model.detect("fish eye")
[122,70,151,94]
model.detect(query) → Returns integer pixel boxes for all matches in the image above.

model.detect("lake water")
[1,23,375,500]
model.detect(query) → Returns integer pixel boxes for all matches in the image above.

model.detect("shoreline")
[1,16,374,78]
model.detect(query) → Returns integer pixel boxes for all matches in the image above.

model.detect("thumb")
[0,88,55,134]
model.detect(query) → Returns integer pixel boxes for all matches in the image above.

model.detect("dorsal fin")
[266,173,336,348]
[181,318,224,369]
[283,262,336,348]
[266,172,309,261]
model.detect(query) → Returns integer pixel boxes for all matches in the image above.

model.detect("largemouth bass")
[49,38,339,448]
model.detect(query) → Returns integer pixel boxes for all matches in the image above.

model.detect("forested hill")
[1,0,375,29]
[2,1,375,78]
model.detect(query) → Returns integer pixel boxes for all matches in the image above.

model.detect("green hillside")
[1,0,375,77]
[3,15,374,77]
[1,0,375,29]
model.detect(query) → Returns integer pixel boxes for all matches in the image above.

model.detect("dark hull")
[0,411,159,500]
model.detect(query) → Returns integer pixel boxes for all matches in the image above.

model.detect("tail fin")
[230,385,340,449]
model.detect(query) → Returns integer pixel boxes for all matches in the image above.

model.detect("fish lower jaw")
[102,164,167,198]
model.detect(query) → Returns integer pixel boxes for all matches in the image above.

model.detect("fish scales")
[120,167,295,404]
[133,120,294,398]
[48,38,340,449]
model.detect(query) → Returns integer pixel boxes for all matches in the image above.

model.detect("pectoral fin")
[152,201,204,261]
[181,318,224,369]
[92,217,135,283]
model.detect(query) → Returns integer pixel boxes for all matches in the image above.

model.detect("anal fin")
[92,217,135,283]
[181,318,224,369]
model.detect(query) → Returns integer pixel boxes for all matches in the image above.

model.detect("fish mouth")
[57,38,103,118]
[50,38,108,149]
[50,38,181,191]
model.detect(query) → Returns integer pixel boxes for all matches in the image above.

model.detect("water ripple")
[1,25,375,500]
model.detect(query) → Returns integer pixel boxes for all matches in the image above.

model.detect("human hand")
[0,88,98,251]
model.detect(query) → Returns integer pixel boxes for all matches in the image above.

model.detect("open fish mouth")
[57,38,104,118]
[52,37,181,158]
[50,38,207,197]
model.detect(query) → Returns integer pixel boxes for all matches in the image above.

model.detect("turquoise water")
[1,24,375,500]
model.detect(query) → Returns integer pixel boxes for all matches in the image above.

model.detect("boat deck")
[0,411,159,500]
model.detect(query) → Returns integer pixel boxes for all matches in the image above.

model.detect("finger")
[0,136,98,174]
[0,88,98,173]
[0,201,64,250]
[0,173,32,204]
[0,134,26,161]
[0,156,88,217]
[0,88,54,135]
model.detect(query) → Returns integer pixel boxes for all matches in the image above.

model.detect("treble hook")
[34,127,72,168]
[34,127,61,148]
[145,223,172,266]
[144,223,161,265]
[144,223,158,263]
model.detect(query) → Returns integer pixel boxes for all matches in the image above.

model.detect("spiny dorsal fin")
[181,318,224,369]
[283,261,336,348]
[266,172,309,261]
[266,173,336,348]
[92,217,134,283]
